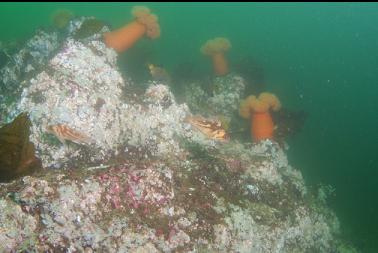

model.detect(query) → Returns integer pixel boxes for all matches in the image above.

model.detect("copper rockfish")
[46,124,93,145]
[185,115,229,142]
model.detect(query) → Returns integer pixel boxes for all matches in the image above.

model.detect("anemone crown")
[200,37,232,55]
[132,6,160,39]
[239,92,281,118]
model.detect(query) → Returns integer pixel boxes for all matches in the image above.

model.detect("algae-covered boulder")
[15,38,126,168]
[0,140,354,252]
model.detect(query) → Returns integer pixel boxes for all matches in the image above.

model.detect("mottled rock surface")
[0,140,349,252]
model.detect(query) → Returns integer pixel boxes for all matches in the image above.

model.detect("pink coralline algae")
[97,162,174,212]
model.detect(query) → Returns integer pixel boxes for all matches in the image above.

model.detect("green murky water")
[1,2,377,251]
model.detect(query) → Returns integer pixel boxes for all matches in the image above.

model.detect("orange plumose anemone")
[104,6,160,52]
[239,92,281,142]
[201,37,231,76]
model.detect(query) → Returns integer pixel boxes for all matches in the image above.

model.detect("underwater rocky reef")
[0,140,347,252]
[0,13,357,253]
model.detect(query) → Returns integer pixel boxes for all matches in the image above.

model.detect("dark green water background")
[1,2,377,251]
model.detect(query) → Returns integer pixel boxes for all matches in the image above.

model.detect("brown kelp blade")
[0,112,41,182]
